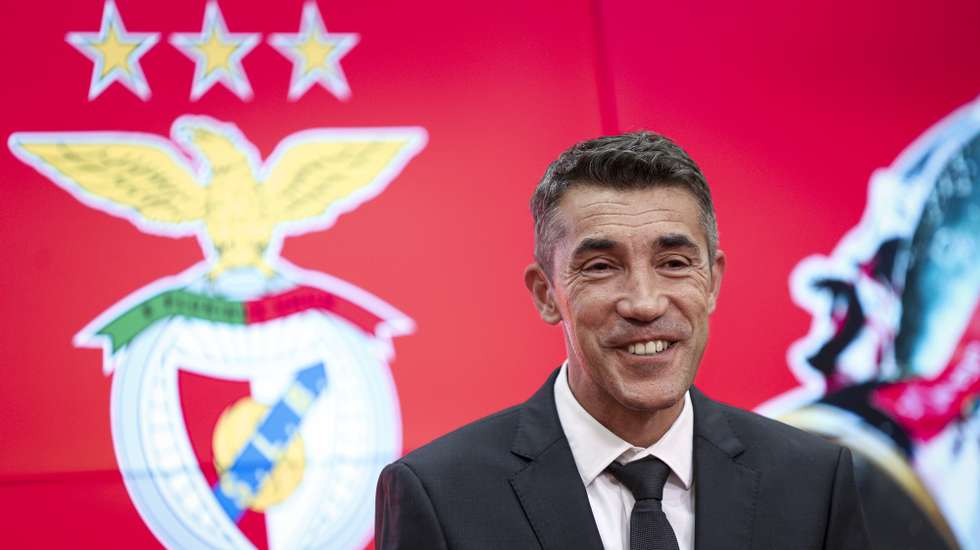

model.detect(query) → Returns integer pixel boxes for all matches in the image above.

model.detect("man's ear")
[708,249,726,313]
[524,263,561,324]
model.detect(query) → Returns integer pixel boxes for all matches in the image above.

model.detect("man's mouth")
[625,340,675,356]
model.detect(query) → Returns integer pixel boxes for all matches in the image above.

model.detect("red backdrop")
[1,0,978,547]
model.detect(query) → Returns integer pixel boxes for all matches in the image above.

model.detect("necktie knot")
[607,455,680,550]
[606,455,672,501]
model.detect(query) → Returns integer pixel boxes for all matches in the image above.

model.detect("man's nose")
[615,268,669,322]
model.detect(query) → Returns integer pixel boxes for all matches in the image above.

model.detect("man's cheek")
[676,275,713,299]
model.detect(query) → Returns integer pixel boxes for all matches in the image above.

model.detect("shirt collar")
[553,362,694,490]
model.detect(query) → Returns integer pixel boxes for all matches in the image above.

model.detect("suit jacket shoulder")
[397,403,525,475]
[376,404,534,550]
[376,373,601,550]
[690,387,870,550]
[695,388,841,460]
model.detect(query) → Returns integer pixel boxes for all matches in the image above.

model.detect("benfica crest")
[8,114,426,549]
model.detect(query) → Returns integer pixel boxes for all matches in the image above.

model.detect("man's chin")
[614,386,686,414]
[608,351,693,399]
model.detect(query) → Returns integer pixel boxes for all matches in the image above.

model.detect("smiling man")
[376,132,870,550]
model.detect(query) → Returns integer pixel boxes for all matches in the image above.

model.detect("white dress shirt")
[554,363,695,550]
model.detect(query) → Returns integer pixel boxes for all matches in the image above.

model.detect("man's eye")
[663,258,691,269]
[584,261,612,272]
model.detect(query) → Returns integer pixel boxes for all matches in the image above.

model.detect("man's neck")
[567,369,686,448]
[589,399,684,448]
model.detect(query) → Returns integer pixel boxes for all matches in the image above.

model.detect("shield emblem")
[97,269,408,549]
[8,117,426,549]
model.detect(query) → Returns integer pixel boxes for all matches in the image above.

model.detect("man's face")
[527,184,725,417]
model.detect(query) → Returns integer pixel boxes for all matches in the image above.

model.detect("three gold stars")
[67,1,359,102]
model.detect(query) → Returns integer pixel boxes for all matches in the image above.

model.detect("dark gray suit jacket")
[376,369,870,549]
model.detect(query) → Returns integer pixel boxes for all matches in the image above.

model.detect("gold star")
[269,2,359,101]
[169,1,260,101]
[66,0,159,100]
[195,28,238,77]
[296,35,335,75]
[93,26,139,78]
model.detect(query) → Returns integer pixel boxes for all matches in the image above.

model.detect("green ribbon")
[97,289,245,352]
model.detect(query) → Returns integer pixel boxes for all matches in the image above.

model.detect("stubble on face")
[542,184,724,446]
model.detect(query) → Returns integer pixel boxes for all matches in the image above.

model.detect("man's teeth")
[626,340,672,355]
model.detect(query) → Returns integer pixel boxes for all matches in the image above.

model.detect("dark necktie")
[606,456,680,550]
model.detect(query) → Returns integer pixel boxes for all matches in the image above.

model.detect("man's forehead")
[560,184,699,214]
[550,185,709,254]
[558,186,700,228]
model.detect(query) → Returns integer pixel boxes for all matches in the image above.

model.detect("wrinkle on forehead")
[583,220,687,231]
[578,207,676,222]
[576,199,632,207]
[575,209,690,231]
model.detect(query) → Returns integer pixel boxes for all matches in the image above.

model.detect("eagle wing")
[9,133,207,224]
[260,129,426,225]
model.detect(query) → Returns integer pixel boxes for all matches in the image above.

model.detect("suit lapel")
[691,387,760,550]
[509,369,604,550]
[507,375,760,550]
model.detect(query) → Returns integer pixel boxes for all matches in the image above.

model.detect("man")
[375,132,870,549]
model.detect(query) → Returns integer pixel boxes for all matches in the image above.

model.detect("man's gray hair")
[530,131,718,276]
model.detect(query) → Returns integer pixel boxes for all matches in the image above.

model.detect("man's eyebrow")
[571,237,618,258]
[655,233,701,253]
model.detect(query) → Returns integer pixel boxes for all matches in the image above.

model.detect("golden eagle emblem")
[9,115,427,278]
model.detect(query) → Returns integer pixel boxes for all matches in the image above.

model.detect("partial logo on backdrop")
[8,2,426,548]
[761,97,980,550]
